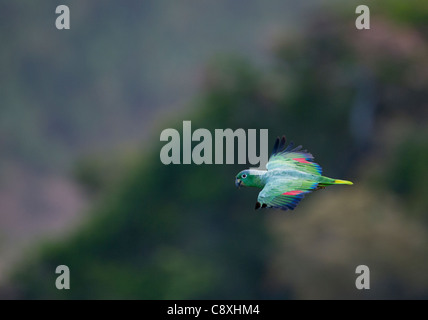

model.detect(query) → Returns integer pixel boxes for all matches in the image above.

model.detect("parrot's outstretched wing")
[266,136,322,176]
[257,177,318,210]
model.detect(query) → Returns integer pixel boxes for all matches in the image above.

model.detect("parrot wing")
[257,177,318,210]
[266,136,322,176]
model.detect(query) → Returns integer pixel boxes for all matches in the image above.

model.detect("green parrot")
[235,136,353,210]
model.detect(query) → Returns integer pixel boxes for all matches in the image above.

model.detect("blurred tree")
[6,2,428,299]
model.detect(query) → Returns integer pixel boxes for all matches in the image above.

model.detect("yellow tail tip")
[334,179,353,185]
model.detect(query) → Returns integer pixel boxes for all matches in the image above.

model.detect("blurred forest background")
[0,0,427,299]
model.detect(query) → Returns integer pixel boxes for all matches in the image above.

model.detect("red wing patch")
[282,190,303,196]
[293,157,311,164]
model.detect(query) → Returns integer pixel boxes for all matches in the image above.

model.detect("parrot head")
[235,170,252,188]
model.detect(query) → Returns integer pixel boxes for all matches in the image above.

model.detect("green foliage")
[374,0,428,27]
[385,136,428,219]
[13,64,274,299]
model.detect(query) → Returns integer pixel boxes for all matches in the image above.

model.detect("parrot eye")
[242,174,247,179]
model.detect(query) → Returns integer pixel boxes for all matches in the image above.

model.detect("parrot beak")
[235,178,242,188]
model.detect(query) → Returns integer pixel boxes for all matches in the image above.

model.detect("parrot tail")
[318,177,353,186]
[333,179,353,185]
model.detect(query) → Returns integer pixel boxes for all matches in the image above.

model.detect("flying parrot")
[235,136,353,210]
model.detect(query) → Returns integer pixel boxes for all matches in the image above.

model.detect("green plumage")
[235,136,353,210]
